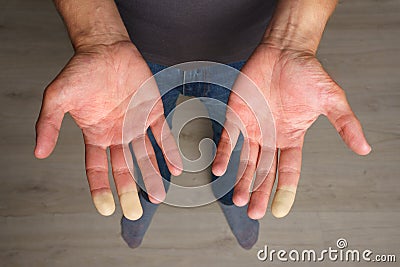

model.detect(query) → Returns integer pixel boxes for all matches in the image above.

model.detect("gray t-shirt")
[115,0,277,66]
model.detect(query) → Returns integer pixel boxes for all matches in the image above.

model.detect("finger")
[325,87,371,155]
[131,134,166,204]
[34,87,65,158]
[213,86,256,177]
[248,150,278,219]
[232,138,259,207]
[212,119,240,176]
[271,144,303,218]
[149,110,183,176]
[110,144,143,221]
[85,144,115,216]
[135,76,183,176]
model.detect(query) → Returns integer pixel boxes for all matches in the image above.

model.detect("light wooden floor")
[0,0,399,266]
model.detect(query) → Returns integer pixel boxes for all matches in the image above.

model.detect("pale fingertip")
[271,189,296,219]
[120,192,143,221]
[93,192,116,216]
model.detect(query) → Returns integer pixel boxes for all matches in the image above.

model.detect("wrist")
[262,0,338,55]
[54,0,131,51]
[73,39,142,61]
[73,32,131,51]
[262,24,322,55]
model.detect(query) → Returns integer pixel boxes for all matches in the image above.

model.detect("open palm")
[213,45,371,219]
[35,42,182,220]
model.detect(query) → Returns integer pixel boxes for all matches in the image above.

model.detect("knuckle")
[279,166,300,175]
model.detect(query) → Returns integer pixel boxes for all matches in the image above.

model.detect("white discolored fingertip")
[120,192,143,221]
[271,188,296,218]
[93,192,116,216]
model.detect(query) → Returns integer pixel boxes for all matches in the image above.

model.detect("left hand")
[212,44,371,219]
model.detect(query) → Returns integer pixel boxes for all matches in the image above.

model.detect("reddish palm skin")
[35,42,182,219]
[213,45,371,219]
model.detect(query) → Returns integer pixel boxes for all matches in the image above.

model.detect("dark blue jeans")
[135,61,246,205]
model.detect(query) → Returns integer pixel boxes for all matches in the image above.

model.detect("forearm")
[53,0,130,50]
[263,0,338,54]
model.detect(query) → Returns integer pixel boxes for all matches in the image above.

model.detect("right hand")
[34,41,182,220]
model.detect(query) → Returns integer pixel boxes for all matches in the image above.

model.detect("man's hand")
[213,45,371,219]
[35,41,182,220]
[35,0,181,220]
[213,0,371,220]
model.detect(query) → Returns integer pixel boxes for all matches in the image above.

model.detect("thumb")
[34,86,65,159]
[325,86,371,156]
